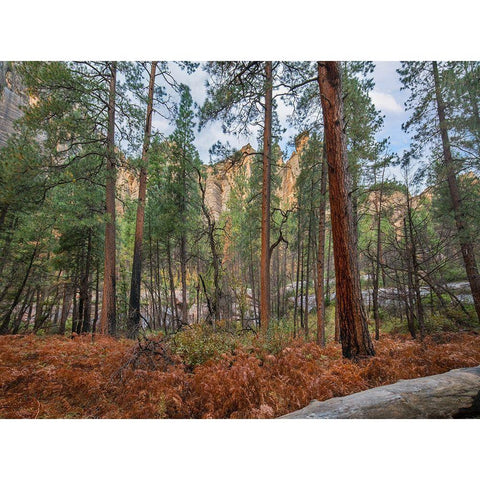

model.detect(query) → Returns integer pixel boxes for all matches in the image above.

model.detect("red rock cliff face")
[118,137,311,222]
[204,144,257,220]
[279,132,309,211]
[204,134,310,221]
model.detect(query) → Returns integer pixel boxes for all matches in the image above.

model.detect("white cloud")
[369,91,403,114]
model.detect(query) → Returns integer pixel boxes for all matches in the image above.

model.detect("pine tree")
[201,61,276,332]
[146,85,203,329]
[399,61,480,322]
[317,61,375,358]
[99,61,118,335]
[127,61,158,338]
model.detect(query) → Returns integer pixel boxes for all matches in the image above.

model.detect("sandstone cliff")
[0,62,25,147]
[203,133,310,220]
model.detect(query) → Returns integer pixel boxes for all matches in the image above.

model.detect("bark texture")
[317,61,375,358]
[316,146,327,346]
[99,62,117,335]
[260,61,272,334]
[127,61,158,337]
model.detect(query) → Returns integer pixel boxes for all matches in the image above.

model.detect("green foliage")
[200,62,267,136]
[167,324,239,367]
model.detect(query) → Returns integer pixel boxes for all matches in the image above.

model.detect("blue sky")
[371,62,412,159]
[153,62,413,179]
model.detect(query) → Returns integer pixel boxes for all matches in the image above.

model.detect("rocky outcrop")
[0,62,25,147]
[281,365,480,419]
[204,133,310,220]
[279,132,308,210]
[204,144,257,220]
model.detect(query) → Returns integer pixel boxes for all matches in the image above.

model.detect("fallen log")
[281,366,480,419]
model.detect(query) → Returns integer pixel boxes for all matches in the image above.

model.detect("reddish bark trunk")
[373,166,385,341]
[260,61,273,334]
[128,61,157,337]
[317,61,375,358]
[316,146,327,346]
[99,61,117,335]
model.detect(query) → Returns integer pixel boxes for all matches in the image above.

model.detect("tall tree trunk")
[79,230,92,333]
[293,222,302,338]
[317,61,375,359]
[260,60,273,334]
[154,240,162,331]
[100,61,117,335]
[72,290,79,335]
[128,61,157,338]
[77,249,86,334]
[33,287,45,333]
[26,294,34,332]
[92,261,100,334]
[196,166,221,326]
[304,180,315,339]
[166,239,178,330]
[406,187,425,339]
[373,166,385,340]
[334,302,340,342]
[403,218,417,339]
[180,234,188,326]
[325,227,332,303]
[275,246,281,323]
[59,282,71,335]
[161,266,169,333]
[371,257,380,340]
[432,61,480,322]
[299,239,305,330]
[196,270,200,324]
[12,288,33,334]
[304,230,311,339]
[147,229,155,329]
[52,302,60,328]
[316,148,328,346]
[249,245,257,326]
[0,244,37,334]
[210,227,221,327]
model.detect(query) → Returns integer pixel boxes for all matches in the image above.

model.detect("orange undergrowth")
[1,331,480,418]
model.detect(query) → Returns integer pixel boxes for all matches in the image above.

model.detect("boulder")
[281,366,480,419]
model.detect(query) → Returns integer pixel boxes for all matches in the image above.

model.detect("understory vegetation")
[1,326,479,419]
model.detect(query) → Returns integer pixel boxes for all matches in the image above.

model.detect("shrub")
[166,324,240,368]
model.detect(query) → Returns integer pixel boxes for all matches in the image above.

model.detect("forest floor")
[1,328,480,418]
